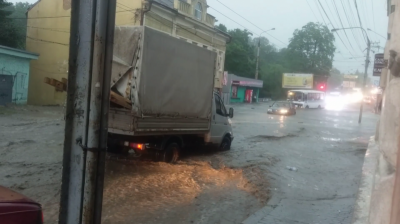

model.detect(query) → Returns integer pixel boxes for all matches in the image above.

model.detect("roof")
[230,74,263,88]
[0,45,39,60]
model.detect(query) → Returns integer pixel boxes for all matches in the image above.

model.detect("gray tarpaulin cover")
[112,26,216,120]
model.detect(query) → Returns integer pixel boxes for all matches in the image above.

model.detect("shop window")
[232,86,238,98]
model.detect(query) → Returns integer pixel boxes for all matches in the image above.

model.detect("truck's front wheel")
[162,142,180,163]
[220,136,231,151]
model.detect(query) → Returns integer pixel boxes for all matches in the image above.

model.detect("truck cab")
[209,92,234,149]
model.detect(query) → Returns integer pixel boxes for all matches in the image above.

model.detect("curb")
[351,136,379,224]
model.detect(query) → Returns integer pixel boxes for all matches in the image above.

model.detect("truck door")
[210,93,228,144]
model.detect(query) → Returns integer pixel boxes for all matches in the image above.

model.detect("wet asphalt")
[227,102,378,224]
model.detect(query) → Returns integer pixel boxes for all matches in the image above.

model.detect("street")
[0,102,378,224]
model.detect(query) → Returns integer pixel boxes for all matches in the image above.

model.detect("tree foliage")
[6,2,31,49]
[287,22,336,76]
[0,1,30,49]
[220,22,337,99]
[0,0,19,48]
[224,29,256,78]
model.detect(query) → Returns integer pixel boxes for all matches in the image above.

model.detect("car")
[0,185,43,224]
[363,96,373,104]
[267,101,296,115]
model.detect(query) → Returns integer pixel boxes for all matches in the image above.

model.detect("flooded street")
[0,102,378,223]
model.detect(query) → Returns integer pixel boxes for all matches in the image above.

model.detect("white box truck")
[107,26,234,163]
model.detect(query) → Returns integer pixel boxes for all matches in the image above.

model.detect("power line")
[208,4,286,46]
[26,36,69,46]
[313,0,329,27]
[345,0,367,49]
[214,0,264,33]
[331,0,356,52]
[353,0,368,44]
[9,8,139,19]
[207,6,257,35]
[27,26,70,33]
[339,0,364,52]
[316,0,354,56]
[305,0,319,21]
[370,0,376,31]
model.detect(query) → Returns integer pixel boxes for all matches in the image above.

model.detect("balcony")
[206,14,215,26]
[176,0,191,15]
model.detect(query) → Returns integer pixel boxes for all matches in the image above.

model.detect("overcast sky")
[13,0,388,79]
[207,0,388,80]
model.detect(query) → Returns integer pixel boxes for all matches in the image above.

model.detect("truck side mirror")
[229,108,234,118]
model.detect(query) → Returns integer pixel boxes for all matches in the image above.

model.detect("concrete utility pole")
[359,39,371,124]
[332,27,371,124]
[58,0,116,223]
[255,28,275,80]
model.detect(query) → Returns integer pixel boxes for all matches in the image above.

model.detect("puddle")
[321,137,342,142]
[251,134,297,141]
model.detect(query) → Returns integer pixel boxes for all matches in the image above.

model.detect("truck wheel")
[220,136,231,151]
[162,143,180,163]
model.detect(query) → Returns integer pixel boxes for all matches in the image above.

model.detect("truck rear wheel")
[162,142,180,163]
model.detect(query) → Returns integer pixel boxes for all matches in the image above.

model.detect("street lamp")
[332,27,371,124]
[255,28,275,80]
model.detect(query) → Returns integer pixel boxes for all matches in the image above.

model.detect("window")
[391,5,396,13]
[215,94,226,116]
[194,3,203,20]
[232,86,238,98]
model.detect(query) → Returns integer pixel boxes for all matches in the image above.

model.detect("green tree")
[260,63,286,99]
[215,24,227,33]
[225,28,256,78]
[5,2,31,49]
[0,0,19,48]
[287,22,336,76]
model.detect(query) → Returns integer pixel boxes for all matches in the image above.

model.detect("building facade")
[0,45,38,105]
[362,0,400,223]
[26,0,230,105]
[221,74,263,104]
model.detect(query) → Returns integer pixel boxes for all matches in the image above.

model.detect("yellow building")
[26,0,230,105]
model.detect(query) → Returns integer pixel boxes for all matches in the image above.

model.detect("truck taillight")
[129,143,144,150]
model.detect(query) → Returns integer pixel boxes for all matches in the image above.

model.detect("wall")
[0,54,31,104]
[368,0,400,223]
[26,0,227,105]
[26,0,142,105]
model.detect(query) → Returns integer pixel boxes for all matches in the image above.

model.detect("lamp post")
[332,27,371,124]
[255,28,275,80]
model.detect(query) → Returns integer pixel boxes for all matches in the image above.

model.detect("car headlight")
[280,109,288,114]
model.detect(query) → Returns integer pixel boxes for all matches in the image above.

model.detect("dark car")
[0,186,43,224]
[267,101,296,115]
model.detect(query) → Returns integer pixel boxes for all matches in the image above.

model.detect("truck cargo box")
[108,26,217,136]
